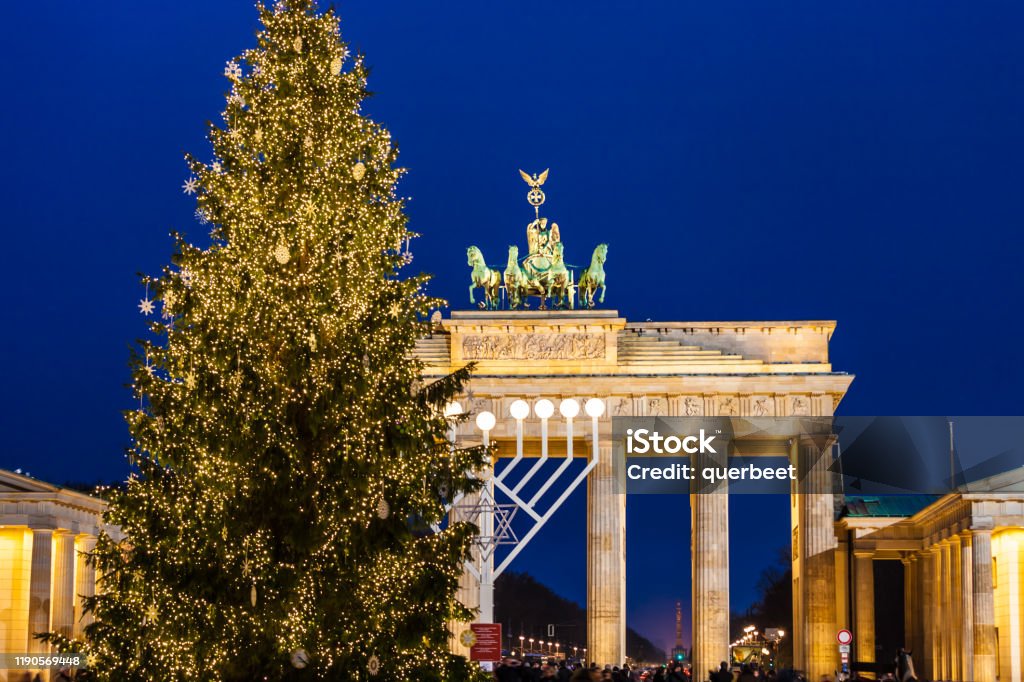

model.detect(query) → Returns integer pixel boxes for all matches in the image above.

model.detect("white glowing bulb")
[509,399,530,420]
[475,411,496,432]
[443,401,463,417]
[584,398,606,418]
[559,398,580,419]
[534,399,554,420]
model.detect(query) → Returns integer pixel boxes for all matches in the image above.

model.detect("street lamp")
[529,638,534,654]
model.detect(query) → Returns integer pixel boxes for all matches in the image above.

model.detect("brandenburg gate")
[437,169,855,679]
[420,309,854,679]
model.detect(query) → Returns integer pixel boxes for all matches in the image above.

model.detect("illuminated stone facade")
[421,310,854,678]
[837,470,1024,682]
[0,470,108,682]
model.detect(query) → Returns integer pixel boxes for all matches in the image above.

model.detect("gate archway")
[420,310,853,680]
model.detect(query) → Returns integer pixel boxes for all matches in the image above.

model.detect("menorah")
[443,397,607,623]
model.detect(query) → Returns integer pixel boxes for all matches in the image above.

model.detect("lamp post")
[475,410,496,623]
[529,638,535,655]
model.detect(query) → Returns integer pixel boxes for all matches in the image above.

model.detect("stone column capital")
[853,549,875,560]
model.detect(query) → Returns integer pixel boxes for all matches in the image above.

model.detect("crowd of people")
[492,645,916,682]
[493,659,802,682]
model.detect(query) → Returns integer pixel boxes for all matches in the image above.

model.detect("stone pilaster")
[51,532,76,639]
[449,488,481,658]
[949,539,962,680]
[972,527,997,682]
[901,557,913,665]
[588,441,624,666]
[961,533,974,682]
[854,551,875,672]
[29,529,53,652]
[75,535,98,636]
[690,487,729,680]
[923,548,938,680]
[939,540,950,681]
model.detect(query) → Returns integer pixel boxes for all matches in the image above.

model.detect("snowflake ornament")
[400,252,414,266]
[162,290,177,319]
[179,268,194,288]
[212,161,222,174]
[224,61,242,81]
[195,208,209,224]
[139,297,155,316]
[182,177,199,195]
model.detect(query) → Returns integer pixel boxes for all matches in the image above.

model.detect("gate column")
[587,439,625,666]
[793,434,839,680]
[691,488,730,680]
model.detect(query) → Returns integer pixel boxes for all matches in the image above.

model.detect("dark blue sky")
[2,0,1023,654]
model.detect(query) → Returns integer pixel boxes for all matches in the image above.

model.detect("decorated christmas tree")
[45,1,486,679]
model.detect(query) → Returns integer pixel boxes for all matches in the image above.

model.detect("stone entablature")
[422,311,844,377]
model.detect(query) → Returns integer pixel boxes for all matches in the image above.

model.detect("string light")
[41,1,487,679]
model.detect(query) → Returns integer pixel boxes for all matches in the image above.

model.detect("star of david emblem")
[452,486,519,559]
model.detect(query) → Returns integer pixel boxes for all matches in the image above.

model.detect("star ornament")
[138,298,155,316]
[182,177,199,195]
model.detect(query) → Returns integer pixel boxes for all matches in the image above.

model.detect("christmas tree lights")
[42,1,487,679]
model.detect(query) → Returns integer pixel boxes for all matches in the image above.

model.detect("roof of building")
[841,495,942,518]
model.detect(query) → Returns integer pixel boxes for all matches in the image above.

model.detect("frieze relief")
[461,333,606,360]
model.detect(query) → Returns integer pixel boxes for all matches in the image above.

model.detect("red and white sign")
[837,629,853,646]
[469,623,502,662]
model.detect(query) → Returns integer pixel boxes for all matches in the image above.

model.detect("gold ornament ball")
[330,56,343,75]
[376,498,390,519]
[352,161,366,181]
[273,243,291,264]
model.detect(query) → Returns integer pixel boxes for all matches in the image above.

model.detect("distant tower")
[671,600,687,663]
[675,601,683,647]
